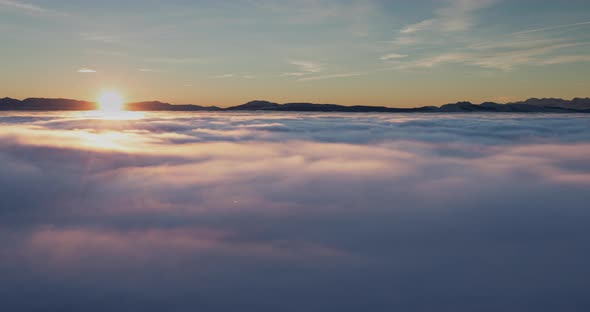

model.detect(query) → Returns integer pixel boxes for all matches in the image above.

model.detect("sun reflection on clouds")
[0,124,149,153]
[76,110,146,121]
[76,131,137,150]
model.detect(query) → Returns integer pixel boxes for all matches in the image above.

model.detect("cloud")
[389,53,469,69]
[282,72,307,77]
[390,0,499,51]
[0,0,67,16]
[77,68,97,73]
[512,20,590,36]
[538,55,590,65]
[1,112,590,311]
[79,24,179,47]
[384,0,519,70]
[467,43,590,70]
[297,72,364,82]
[380,53,408,61]
[398,0,500,35]
[286,59,367,81]
[385,36,421,47]
[216,74,235,78]
[384,1,590,73]
[388,32,590,71]
[215,73,256,79]
[400,19,434,34]
[284,60,331,79]
[286,60,323,76]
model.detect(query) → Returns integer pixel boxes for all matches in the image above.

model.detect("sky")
[1,111,590,311]
[0,0,589,107]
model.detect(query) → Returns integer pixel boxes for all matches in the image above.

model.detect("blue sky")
[0,0,589,106]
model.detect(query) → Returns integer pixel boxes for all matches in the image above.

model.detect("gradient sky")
[1,0,589,107]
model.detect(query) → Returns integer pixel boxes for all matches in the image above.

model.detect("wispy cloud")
[282,72,307,77]
[398,0,500,35]
[216,74,235,79]
[395,53,469,69]
[289,60,323,73]
[386,36,421,47]
[468,43,589,70]
[80,24,179,48]
[297,72,364,82]
[283,60,324,77]
[387,0,501,49]
[383,0,590,72]
[286,58,370,82]
[380,53,408,61]
[77,68,97,73]
[512,21,590,36]
[215,73,257,79]
[538,55,590,65]
[468,38,563,51]
[0,0,67,16]
[391,42,590,71]
[400,20,434,34]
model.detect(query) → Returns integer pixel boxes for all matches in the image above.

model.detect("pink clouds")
[0,111,589,311]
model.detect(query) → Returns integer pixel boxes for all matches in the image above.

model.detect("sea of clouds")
[1,111,589,311]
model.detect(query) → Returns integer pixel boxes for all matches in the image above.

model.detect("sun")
[97,91,124,112]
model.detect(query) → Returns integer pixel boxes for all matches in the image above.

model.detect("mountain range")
[1,97,589,113]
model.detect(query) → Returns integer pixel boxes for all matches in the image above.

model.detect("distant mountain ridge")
[0,98,95,111]
[126,101,221,111]
[1,97,589,113]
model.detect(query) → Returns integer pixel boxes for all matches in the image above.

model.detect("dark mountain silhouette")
[0,97,96,111]
[439,101,495,112]
[510,98,590,110]
[230,101,443,112]
[126,101,220,111]
[226,100,281,111]
[1,97,589,113]
[228,98,590,113]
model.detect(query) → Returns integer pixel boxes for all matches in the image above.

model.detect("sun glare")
[97,91,124,112]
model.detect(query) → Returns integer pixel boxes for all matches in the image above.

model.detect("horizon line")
[2,96,590,109]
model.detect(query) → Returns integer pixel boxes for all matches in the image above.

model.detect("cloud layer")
[1,111,590,311]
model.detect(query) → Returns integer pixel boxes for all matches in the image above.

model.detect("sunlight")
[97,91,124,112]
[78,131,131,150]
[77,110,146,120]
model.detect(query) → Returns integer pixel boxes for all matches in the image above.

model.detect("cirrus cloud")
[77,68,97,73]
